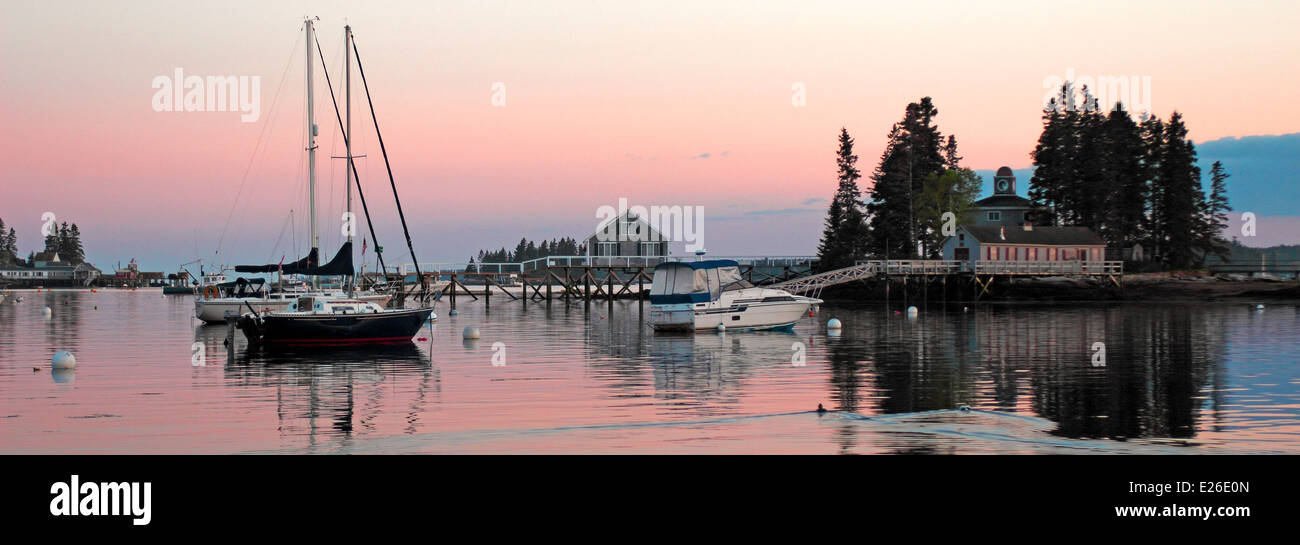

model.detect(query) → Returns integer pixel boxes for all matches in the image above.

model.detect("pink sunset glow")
[1,0,1297,269]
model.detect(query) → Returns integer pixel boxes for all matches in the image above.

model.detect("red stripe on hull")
[262,336,416,345]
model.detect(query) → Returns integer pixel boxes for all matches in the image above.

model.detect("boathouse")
[586,210,669,257]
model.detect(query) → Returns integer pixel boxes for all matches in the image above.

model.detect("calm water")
[1,289,1297,454]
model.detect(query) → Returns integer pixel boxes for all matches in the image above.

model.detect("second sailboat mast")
[305,17,319,289]
[345,24,354,297]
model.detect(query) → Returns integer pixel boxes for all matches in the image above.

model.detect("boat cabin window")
[650,262,749,302]
[297,297,314,311]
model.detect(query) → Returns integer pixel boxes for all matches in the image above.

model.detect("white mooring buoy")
[52,350,76,369]
[42,306,52,317]
[826,318,842,330]
[462,326,481,340]
[907,306,918,318]
[716,324,726,333]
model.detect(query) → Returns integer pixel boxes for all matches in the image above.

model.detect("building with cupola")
[942,166,1106,264]
[971,166,1034,227]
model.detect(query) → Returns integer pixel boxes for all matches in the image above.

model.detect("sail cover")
[234,242,354,276]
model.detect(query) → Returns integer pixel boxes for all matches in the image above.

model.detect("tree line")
[473,236,584,264]
[1030,83,1230,268]
[817,90,1232,272]
[0,218,88,267]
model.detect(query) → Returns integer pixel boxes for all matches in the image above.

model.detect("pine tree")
[1152,112,1203,269]
[1102,102,1149,247]
[1199,161,1232,262]
[43,225,60,256]
[1140,114,1166,255]
[866,97,949,258]
[1029,84,1072,226]
[0,218,15,266]
[816,128,868,271]
[65,223,85,264]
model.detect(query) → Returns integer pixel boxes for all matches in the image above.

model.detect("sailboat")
[236,20,433,345]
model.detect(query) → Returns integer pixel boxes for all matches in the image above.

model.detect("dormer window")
[987,211,1001,222]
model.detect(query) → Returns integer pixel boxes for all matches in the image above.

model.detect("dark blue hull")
[237,308,433,345]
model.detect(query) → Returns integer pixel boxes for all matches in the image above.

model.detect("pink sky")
[1,1,1297,269]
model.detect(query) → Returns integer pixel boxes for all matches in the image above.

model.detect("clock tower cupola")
[993,166,1016,195]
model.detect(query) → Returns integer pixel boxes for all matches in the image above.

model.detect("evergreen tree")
[64,223,85,264]
[43,226,60,256]
[1199,161,1232,262]
[0,218,17,266]
[866,97,950,258]
[816,128,868,271]
[1152,112,1203,269]
[1140,113,1166,254]
[1102,102,1149,247]
[1029,84,1071,225]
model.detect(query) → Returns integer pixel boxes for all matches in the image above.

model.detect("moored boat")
[648,260,821,332]
[236,296,432,344]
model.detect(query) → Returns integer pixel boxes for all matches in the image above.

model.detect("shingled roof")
[974,194,1033,208]
[963,225,1104,246]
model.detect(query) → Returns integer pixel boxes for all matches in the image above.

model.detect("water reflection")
[218,332,438,446]
[822,303,1242,442]
[1,291,1295,453]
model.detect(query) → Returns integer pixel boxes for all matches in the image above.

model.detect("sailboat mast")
[305,17,319,289]
[345,24,354,297]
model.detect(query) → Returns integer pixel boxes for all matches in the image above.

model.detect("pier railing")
[852,260,1123,275]
[399,255,819,275]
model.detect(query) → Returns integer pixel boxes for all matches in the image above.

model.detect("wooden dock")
[375,256,1124,306]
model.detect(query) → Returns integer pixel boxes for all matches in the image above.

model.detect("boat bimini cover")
[649,260,742,304]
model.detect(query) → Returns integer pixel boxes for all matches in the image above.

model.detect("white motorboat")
[648,260,821,332]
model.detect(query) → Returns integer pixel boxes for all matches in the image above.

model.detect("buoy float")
[716,324,726,333]
[52,350,76,369]
[1256,304,1265,310]
[826,318,842,330]
[42,306,52,316]
[462,326,481,339]
[907,306,918,318]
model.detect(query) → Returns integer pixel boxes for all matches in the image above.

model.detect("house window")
[987,211,1002,222]
[597,242,618,256]
[639,241,660,256]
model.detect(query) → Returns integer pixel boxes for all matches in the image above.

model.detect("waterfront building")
[943,166,1105,263]
[586,210,669,258]
[0,252,100,286]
